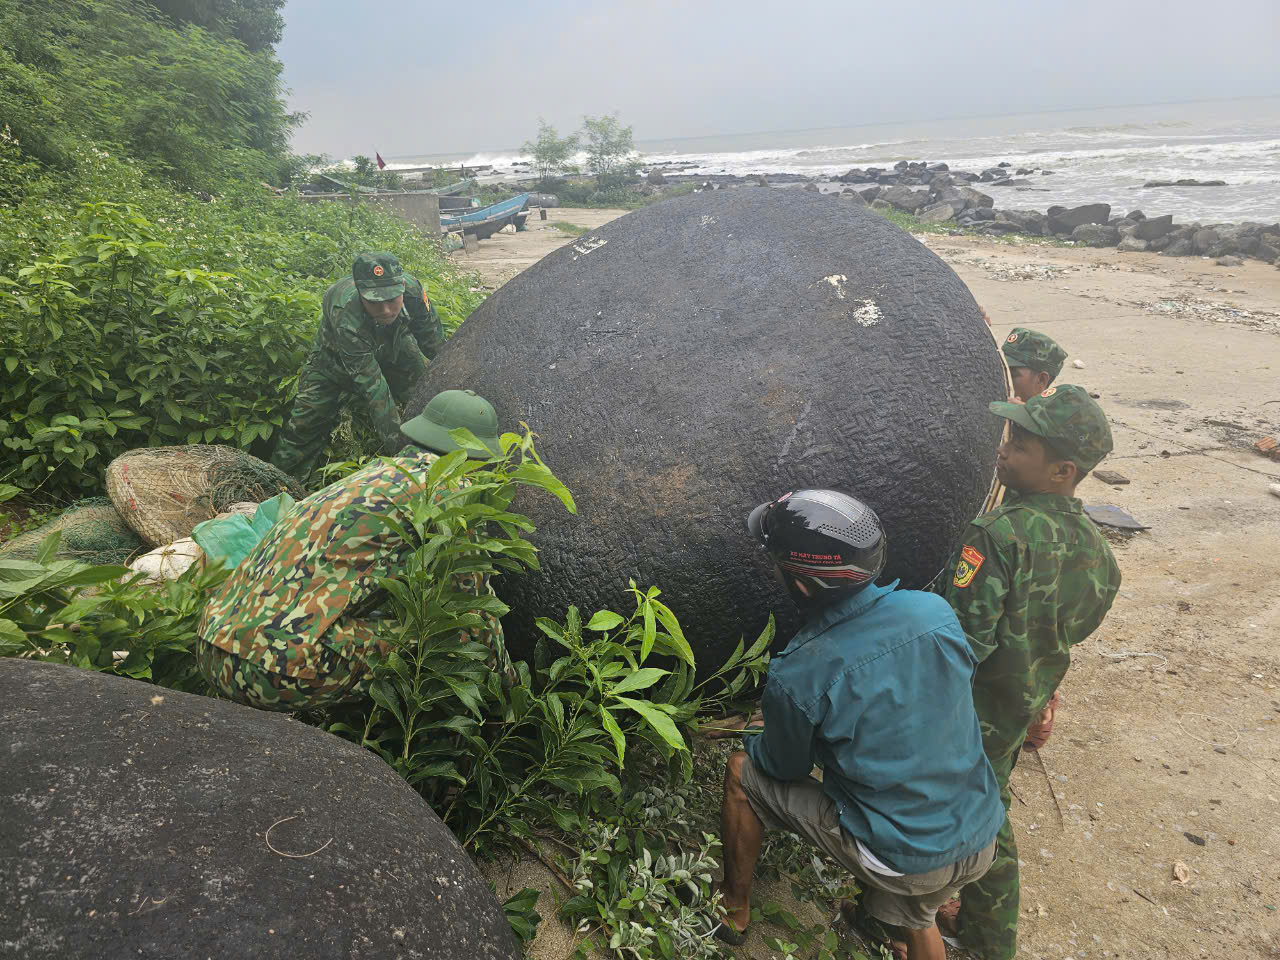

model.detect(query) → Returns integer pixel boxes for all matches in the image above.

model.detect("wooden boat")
[431,179,474,196]
[440,192,530,240]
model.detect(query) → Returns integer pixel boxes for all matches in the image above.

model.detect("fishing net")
[105,445,306,547]
[0,498,146,566]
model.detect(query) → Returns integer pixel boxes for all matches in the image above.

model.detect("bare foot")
[935,897,961,937]
[712,882,750,933]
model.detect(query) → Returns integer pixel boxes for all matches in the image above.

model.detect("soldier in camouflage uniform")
[197,390,511,712]
[935,384,1122,960]
[998,327,1071,748]
[1001,327,1067,402]
[271,252,444,480]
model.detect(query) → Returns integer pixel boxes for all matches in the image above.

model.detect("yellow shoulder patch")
[952,544,985,588]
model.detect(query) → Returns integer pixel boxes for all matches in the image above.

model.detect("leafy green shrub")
[559,782,726,959]
[0,0,296,190]
[0,157,484,496]
[0,532,227,692]
[325,428,771,857]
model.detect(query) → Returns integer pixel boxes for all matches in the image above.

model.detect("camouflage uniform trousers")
[954,744,1021,960]
[196,637,373,712]
[197,590,514,713]
[272,336,427,480]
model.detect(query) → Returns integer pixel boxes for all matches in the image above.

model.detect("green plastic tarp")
[191,493,295,570]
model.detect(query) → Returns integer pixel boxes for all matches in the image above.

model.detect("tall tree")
[521,119,579,184]
[147,0,286,52]
[0,0,299,188]
[581,114,637,187]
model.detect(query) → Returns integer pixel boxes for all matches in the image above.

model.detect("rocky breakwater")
[847,160,1280,267]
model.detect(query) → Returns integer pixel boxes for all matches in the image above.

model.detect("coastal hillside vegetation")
[0,0,481,499]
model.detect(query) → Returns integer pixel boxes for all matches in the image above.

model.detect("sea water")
[389,97,1280,223]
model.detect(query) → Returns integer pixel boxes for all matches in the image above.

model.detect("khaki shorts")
[739,754,996,930]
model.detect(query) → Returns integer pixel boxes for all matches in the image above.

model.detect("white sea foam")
[380,99,1280,221]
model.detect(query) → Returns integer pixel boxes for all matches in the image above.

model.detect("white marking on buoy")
[822,274,848,299]
[852,299,882,326]
[573,237,608,255]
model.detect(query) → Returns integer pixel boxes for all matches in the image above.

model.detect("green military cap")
[1002,327,1067,380]
[400,389,502,458]
[989,384,1113,472]
[353,251,406,302]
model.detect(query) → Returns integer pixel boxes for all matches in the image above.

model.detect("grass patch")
[871,205,1069,247]
[550,221,590,236]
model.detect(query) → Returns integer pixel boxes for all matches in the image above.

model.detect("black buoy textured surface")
[0,661,521,960]
[412,189,1005,667]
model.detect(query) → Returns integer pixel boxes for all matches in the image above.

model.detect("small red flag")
[376,152,386,170]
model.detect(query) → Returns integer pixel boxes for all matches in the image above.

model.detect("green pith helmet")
[1002,327,1067,380]
[353,251,405,302]
[989,384,1113,472]
[400,390,501,458]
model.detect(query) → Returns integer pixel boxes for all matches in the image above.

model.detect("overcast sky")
[279,0,1280,160]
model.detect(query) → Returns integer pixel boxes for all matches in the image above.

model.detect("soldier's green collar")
[1005,491,1083,513]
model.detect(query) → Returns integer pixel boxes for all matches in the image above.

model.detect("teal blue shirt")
[746,581,1003,874]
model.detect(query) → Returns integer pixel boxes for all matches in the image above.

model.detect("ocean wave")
[1062,120,1193,135]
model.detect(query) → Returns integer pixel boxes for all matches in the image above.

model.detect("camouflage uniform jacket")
[939,491,1121,763]
[198,448,500,680]
[310,273,443,446]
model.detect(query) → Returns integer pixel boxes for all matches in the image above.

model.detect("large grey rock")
[981,221,1022,235]
[917,201,958,222]
[1072,223,1121,247]
[1118,236,1149,252]
[998,209,1048,235]
[935,185,993,211]
[1193,228,1221,254]
[1134,214,1175,241]
[1161,237,1194,256]
[1,661,520,960]
[409,190,1005,667]
[1143,178,1226,188]
[880,185,931,212]
[1048,203,1111,234]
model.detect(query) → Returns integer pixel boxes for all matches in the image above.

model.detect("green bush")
[323,429,769,856]
[0,154,484,496]
[0,532,228,692]
[0,0,296,190]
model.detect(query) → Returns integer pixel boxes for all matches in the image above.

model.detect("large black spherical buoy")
[413,189,1004,668]
[0,661,522,960]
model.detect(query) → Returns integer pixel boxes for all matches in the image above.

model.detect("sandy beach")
[464,208,1280,959]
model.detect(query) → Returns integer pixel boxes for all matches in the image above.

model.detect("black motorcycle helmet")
[747,489,887,608]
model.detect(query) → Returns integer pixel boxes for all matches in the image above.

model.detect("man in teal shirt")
[715,489,1002,960]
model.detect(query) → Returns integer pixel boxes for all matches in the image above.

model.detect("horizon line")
[298,92,1280,163]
